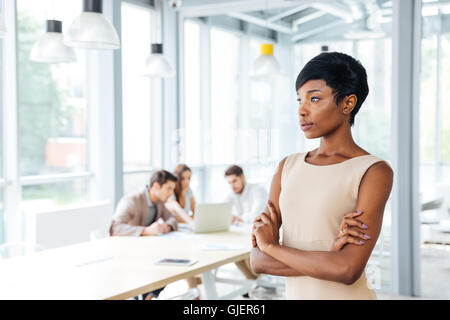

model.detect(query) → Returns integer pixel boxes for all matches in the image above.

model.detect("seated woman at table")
[165,164,196,227]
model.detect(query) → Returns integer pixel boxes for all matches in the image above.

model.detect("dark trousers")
[134,287,165,300]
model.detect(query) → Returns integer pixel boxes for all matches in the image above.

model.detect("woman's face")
[180,170,191,191]
[297,79,352,139]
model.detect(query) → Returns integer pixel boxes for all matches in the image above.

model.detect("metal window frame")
[19,172,94,187]
[120,0,161,177]
[391,0,422,297]
[2,0,21,243]
[435,9,443,181]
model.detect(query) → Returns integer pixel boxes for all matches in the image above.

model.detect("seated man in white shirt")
[224,165,268,224]
[224,165,268,296]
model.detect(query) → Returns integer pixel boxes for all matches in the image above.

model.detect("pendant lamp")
[64,0,120,50]
[142,44,175,78]
[251,44,282,78]
[30,20,76,63]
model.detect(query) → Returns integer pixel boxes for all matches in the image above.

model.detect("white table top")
[0,225,252,300]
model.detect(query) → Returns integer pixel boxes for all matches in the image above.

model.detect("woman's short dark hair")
[224,165,244,177]
[150,170,178,187]
[295,52,369,127]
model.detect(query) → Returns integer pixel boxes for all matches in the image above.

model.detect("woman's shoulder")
[363,156,393,177]
[355,153,394,189]
[356,152,392,170]
[281,152,306,166]
[277,152,307,182]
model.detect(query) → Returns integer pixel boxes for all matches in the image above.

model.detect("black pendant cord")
[83,0,103,13]
[151,43,163,54]
[46,20,62,33]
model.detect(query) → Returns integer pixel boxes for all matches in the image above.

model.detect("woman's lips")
[300,123,314,131]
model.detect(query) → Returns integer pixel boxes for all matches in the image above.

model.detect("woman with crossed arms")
[250,52,393,300]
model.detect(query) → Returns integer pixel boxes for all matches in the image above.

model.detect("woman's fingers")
[344,217,368,230]
[344,210,364,219]
[341,226,371,241]
[267,200,279,225]
[252,234,257,247]
[339,235,366,247]
[339,217,368,231]
[259,213,272,225]
[253,215,263,224]
[341,210,365,227]
[254,221,265,229]
[333,232,366,251]
[253,214,268,247]
[253,211,275,247]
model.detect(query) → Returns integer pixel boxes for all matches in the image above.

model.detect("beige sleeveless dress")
[279,151,388,300]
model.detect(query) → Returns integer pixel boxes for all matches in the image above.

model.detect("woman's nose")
[298,103,307,116]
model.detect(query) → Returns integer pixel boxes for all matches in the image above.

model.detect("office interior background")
[0,0,449,299]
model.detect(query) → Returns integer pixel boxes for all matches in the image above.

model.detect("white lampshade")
[64,0,120,50]
[142,44,175,78]
[250,44,282,78]
[30,20,76,63]
[0,12,7,38]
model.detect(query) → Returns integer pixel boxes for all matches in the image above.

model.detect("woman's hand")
[330,210,371,251]
[252,201,280,252]
[252,201,280,248]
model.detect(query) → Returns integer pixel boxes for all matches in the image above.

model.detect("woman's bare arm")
[165,198,194,225]
[190,196,196,218]
[251,210,369,276]
[255,161,393,284]
[250,157,304,276]
[250,247,304,276]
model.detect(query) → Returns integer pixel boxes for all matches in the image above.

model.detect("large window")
[183,20,201,166]
[419,1,450,299]
[245,39,279,164]
[17,0,89,212]
[121,2,153,195]
[353,39,392,161]
[209,27,240,165]
[183,21,288,204]
[1,0,161,246]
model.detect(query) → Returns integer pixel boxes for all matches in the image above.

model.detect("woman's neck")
[317,123,361,157]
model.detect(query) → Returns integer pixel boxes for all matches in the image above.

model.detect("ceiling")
[176,0,393,42]
[175,0,450,42]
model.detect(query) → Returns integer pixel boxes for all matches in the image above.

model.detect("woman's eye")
[297,99,302,104]
[311,97,320,102]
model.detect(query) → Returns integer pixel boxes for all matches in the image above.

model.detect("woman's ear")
[342,94,358,115]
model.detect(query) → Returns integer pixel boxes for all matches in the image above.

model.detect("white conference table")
[0,225,253,300]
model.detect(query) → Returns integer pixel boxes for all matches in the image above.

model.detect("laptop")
[192,203,233,233]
